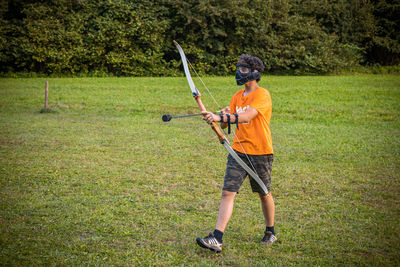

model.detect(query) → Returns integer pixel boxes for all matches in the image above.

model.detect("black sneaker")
[261,231,277,245]
[196,232,222,252]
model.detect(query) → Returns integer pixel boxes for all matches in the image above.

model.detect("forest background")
[1,0,399,76]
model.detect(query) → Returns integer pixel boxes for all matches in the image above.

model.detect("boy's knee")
[259,192,272,200]
[221,190,236,199]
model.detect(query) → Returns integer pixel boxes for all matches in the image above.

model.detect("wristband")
[233,113,239,130]
[226,114,231,134]
[219,114,224,123]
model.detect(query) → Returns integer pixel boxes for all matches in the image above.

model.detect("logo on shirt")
[236,105,250,124]
[236,105,250,114]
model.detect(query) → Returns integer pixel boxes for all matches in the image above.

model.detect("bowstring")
[186,58,221,110]
[186,58,261,180]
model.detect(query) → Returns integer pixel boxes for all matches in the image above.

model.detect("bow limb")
[173,40,199,96]
[173,40,225,142]
[173,40,269,195]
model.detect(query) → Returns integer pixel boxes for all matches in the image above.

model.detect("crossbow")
[173,40,268,195]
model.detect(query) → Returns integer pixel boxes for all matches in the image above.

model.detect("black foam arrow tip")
[162,114,172,122]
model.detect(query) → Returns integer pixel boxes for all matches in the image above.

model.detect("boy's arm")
[203,107,258,125]
[235,107,258,123]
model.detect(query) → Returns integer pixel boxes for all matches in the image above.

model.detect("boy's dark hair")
[238,54,265,73]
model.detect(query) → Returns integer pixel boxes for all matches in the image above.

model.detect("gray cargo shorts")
[223,151,273,195]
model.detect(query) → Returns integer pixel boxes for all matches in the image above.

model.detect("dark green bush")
[0,0,399,76]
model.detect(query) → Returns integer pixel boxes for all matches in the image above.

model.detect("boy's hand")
[220,106,231,115]
[202,111,221,125]
[219,106,231,128]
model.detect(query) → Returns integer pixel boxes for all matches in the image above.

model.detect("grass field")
[1,75,399,266]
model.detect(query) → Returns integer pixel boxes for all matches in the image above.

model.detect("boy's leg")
[260,193,277,244]
[247,154,276,244]
[259,193,274,227]
[196,153,246,252]
[215,190,237,232]
[196,191,236,252]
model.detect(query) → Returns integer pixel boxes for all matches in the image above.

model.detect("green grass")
[0,75,399,266]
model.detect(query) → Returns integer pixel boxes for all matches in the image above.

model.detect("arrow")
[162,111,221,122]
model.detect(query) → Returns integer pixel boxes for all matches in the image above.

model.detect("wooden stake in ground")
[40,81,51,113]
[44,80,49,110]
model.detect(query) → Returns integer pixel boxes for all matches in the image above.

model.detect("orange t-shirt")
[229,87,273,155]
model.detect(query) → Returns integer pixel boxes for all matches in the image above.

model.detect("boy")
[197,54,276,252]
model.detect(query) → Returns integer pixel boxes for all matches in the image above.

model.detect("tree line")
[1,0,399,76]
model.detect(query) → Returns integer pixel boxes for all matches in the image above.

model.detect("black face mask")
[235,64,261,85]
